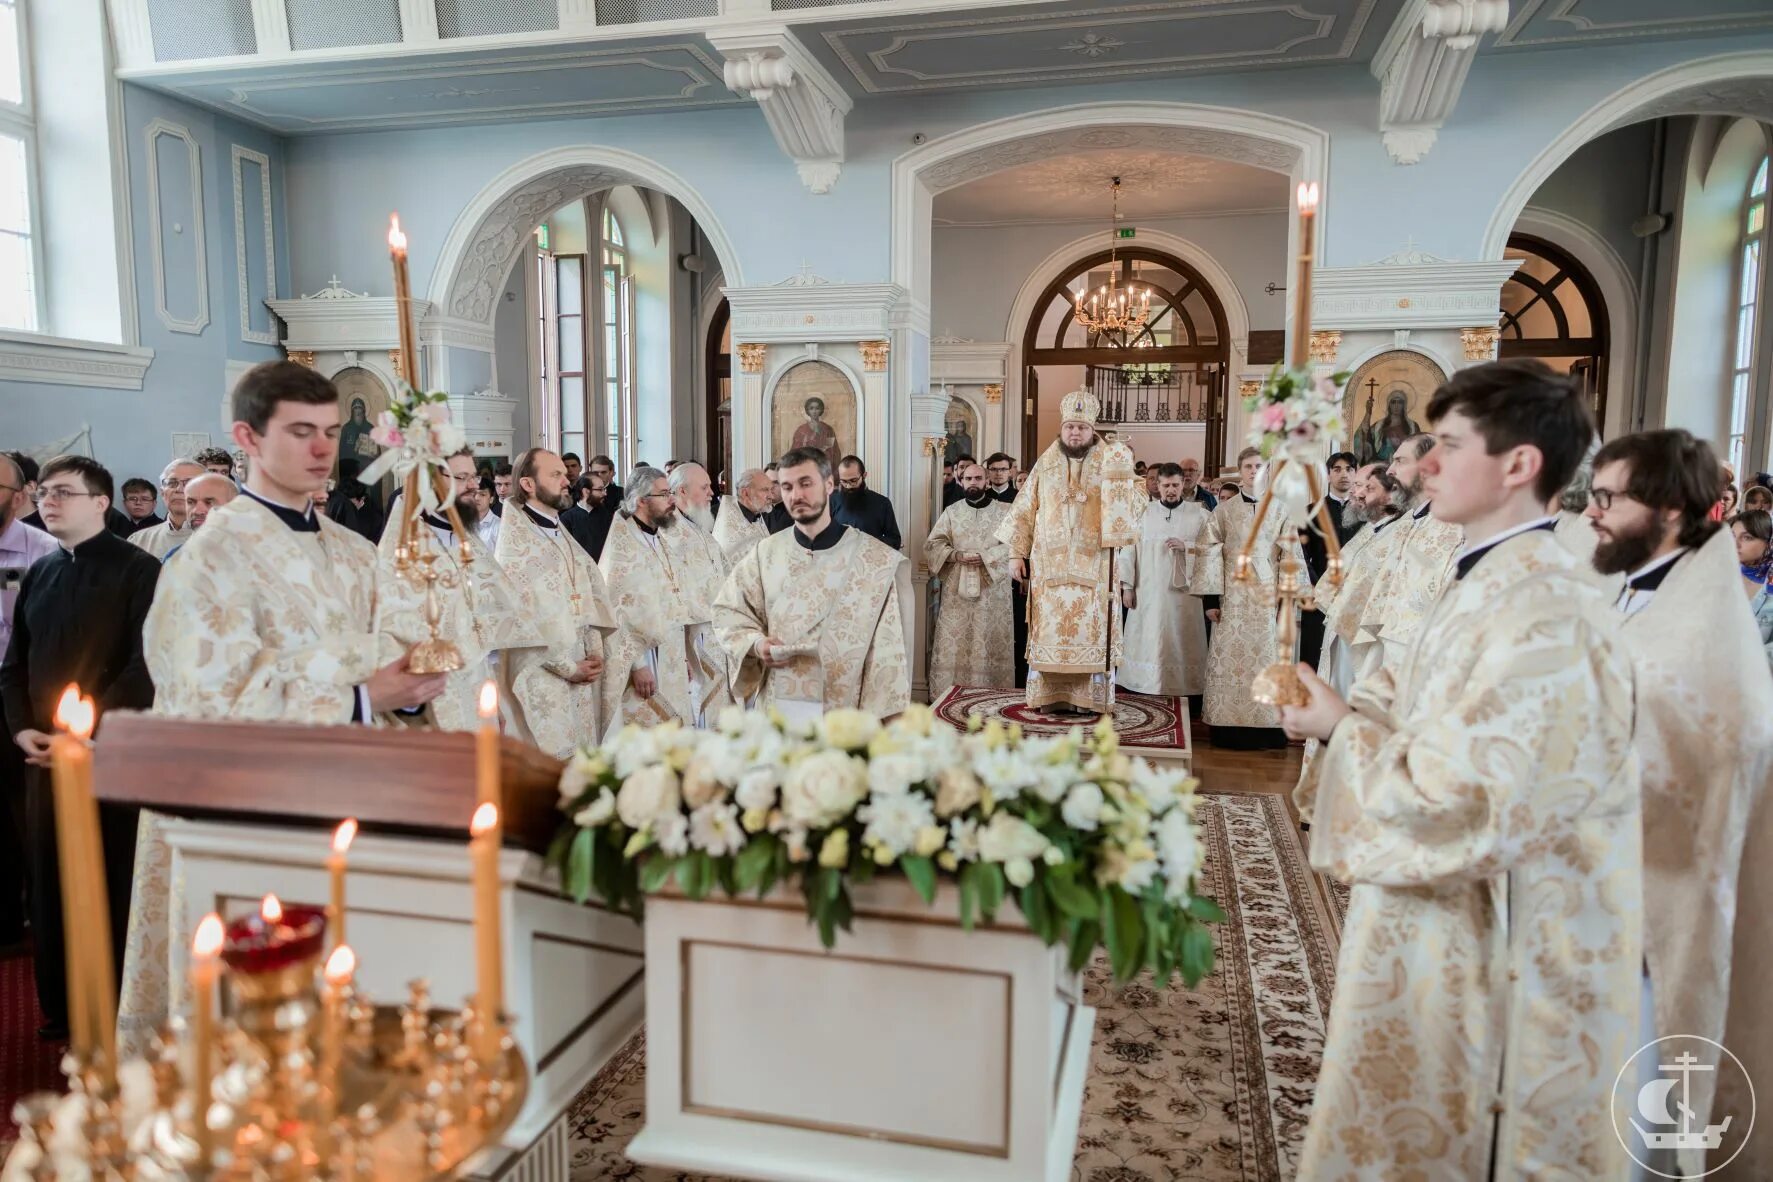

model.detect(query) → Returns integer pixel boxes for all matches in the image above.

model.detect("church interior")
[3,1,1772,1178]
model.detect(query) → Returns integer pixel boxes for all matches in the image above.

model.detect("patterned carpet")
[932,686,1190,750]
[0,943,66,1148]
[565,791,1340,1182]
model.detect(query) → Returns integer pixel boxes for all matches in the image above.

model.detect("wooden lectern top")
[91,712,566,852]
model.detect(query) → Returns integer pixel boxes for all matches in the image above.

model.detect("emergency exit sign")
[1117,227,1136,239]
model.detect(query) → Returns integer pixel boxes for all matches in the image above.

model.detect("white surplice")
[1117,498,1210,697]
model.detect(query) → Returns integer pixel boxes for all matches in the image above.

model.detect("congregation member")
[374,450,537,731]
[924,460,1014,699]
[472,474,501,551]
[127,458,205,560]
[939,458,964,508]
[713,447,909,720]
[162,473,238,560]
[491,462,513,516]
[833,455,902,549]
[1743,483,1772,513]
[1285,359,1642,1178]
[588,454,623,505]
[146,362,447,721]
[1192,446,1298,749]
[599,467,707,731]
[983,452,1018,503]
[11,451,136,539]
[712,466,772,564]
[1583,428,1773,1179]
[997,391,1142,716]
[0,451,54,947]
[1298,449,1358,668]
[1117,462,1210,704]
[562,452,583,486]
[1176,457,1217,511]
[563,470,617,562]
[496,448,617,758]
[1735,507,1772,600]
[2,455,160,1039]
[194,446,235,480]
[119,477,162,533]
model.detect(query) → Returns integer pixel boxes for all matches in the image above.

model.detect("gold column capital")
[286,350,316,369]
[1461,326,1499,361]
[982,383,1003,404]
[1238,378,1262,400]
[921,435,947,457]
[1308,330,1341,365]
[860,340,889,372]
[737,342,766,373]
[389,349,407,382]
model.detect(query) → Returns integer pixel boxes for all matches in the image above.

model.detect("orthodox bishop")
[923,460,1015,699]
[1117,462,1211,699]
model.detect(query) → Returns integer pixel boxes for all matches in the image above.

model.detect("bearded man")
[375,450,539,730]
[599,467,702,731]
[1118,463,1211,701]
[496,448,617,757]
[924,461,1015,698]
[713,447,910,721]
[1587,429,1773,1180]
[712,466,773,565]
[1358,432,1463,678]
[665,462,734,723]
[997,391,1143,716]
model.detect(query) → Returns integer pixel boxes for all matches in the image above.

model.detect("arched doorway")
[705,298,732,482]
[1020,247,1231,464]
[1499,233,1610,423]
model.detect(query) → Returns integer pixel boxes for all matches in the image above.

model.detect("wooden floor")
[1189,733,1306,813]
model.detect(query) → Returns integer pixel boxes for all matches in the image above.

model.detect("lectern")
[95,713,643,1182]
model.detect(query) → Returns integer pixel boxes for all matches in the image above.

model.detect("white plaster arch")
[762,347,868,465]
[1510,205,1640,439]
[1483,51,1773,261]
[427,145,743,327]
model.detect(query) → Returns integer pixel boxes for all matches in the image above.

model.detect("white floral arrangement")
[550,705,1221,987]
[1244,362,1350,460]
[357,387,467,513]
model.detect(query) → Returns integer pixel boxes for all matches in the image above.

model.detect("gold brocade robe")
[144,495,379,721]
[924,497,1015,699]
[1189,495,1300,731]
[712,527,910,718]
[996,439,1143,711]
[665,515,737,724]
[1116,499,1210,697]
[598,514,698,731]
[374,517,542,731]
[710,495,769,566]
[1621,530,1773,1179]
[1299,528,1642,1180]
[495,504,617,758]
[1370,505,1462,672]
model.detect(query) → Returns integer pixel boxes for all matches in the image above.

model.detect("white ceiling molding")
[931,340,1012,386]
[0,331,155,390]
[230,144,278,346]
[710,27,852,195]
[145,118,211,336]
[1372,0,1510,165]
[1313,258,1519,331]
[268,286,434,353]
[724,279,910,344]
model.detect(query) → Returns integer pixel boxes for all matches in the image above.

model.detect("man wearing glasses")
[1,454,161,1039]
[128,458,205,560]
[983,453,1018,504]
[0,451,56,950]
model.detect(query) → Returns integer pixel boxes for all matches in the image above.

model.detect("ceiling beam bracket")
[1372,0,1510,165]
[710,27,852,195]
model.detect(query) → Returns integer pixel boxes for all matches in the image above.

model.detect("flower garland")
[550,705,1222,988]
[357,387,467,514]
[1244,362,1350,460]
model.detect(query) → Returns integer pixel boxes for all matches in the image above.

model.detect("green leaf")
[566,828,595,904]
[1102,888,1145,983]
[639,855,676,894]
[1046,873,1099,920]
[815,899,838,948]
[824,865,842,902]
[1018,880,1053,944]
[976,862,1005,921]
[901,855,937,905]
[1067,919,1101,973]
[1186,895,1227,924]
[735,837,775,893]
[546,825,573,875]
[1181,921,1215,987]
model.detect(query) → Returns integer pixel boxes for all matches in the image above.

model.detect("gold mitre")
[1059,389,1100,426]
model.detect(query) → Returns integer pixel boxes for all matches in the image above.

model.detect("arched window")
[1499,234,1610,424]
[602,203,633,471]
[1730,156,1768,475]
[0,0,40,331]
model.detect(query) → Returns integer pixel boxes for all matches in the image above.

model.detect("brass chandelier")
[1073,176,1152,340]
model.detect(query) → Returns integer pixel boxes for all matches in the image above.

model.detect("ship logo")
[1612,1035,1756,1178]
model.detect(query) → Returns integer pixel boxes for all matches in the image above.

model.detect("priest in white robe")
[996,390,1143,715]
[1286,361,1641,1180]
[1588,429,1773,1179]
[1117,462,1209,699]
[496,448,617,758]
[712,447,910,721]
[1311,463,1401,696]
[666,462,737,726]
[1364,433,1463,677]
[711,465,773,566]
[924,460,1014,698]
[599,466,702,731]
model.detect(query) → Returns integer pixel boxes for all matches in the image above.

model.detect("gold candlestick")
[1288,182,1319,371]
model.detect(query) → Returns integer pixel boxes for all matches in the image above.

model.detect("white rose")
[935,765,983,818]
[819,708,881,752]
[780,749,868,828]
[681,755,728,810]
[1061,783,1105,832]
[689,801,747,858]
[616,764,681,830]
[976,811,1049,865]
[572,788,615,829]
[734,766,779,814]
[858,790,936,858]
[867,752,926,798]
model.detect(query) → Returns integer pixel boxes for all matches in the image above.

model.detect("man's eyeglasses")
[1588,488,1635,511]
[644,491,673,500]
[32,488,101,505]
[161,478,188,491]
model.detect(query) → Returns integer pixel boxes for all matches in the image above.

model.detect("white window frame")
[601,204,632,473]
[1730,155,1768,477]
[1,0,47,334]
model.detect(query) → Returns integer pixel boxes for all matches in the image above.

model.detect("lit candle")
[1289,182,1320,370]
[476,681,500,810]
[469,802,503,1061]
[49,686,95,1062]
[387,214,419,388]
[328,819,357,953]
[190,913,224,1161]
[319,944,355,1161]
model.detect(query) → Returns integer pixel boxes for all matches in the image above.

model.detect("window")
[1730,156,1767,476]
[537,246,589,464]
[0,0,40,331]
[1498,234,1610,425]
[601,205,633,471]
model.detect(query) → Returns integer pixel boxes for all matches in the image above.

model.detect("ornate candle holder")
[392,467,474,675]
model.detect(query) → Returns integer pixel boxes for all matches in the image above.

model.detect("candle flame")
[55,685,95,739]
[193,913,224,957]
[478,679,498,719]
[470,802,499,837]
[325,943,356,984]
[332,817,358,855]
[1296,182,1320,214]
[261,894,282,923]
[388,213,408,253]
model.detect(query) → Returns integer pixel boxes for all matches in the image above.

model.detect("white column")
[907,388,950,702]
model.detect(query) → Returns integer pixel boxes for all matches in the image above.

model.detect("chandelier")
[1073,176,1152,340]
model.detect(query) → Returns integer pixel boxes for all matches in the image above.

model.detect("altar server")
[1116,463,1210,699]
[1362,433,1463,676]
[1286,360,1641,1179]
[712,466,772,565]
[924,461,1015,699]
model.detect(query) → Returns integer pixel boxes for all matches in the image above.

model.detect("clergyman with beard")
[1118,463,1211,706]
[1355,431,1463,680]
[996,390,1144,716]
[924,460,1016,698]
[664,461,736,725]
[598,466,707,731]
[833,456,902,549]
[495,448,617,757]
[373,449,542,730]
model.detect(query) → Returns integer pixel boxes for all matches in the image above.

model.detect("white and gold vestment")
[924,496,1015,699]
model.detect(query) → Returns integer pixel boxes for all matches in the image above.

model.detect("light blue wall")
[3,83,289,488]
[1523,121,1658,270]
